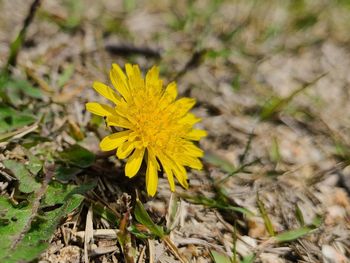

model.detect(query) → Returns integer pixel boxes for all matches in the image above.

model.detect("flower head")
[86,64,206,196]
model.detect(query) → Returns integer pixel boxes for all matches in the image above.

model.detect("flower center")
[127,95,181,153]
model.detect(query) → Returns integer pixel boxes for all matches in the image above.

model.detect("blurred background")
[1,0,350,262]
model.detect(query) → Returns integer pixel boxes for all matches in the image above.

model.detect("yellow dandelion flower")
[86,64,206,196]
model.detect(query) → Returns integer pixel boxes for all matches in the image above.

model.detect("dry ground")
[0,0,350,262]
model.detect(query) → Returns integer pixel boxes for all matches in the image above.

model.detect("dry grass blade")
[147,239,155,263]
[162,236,188,263]
[0,121,39,144]
[84,205,94,263]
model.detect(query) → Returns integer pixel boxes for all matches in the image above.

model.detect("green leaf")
[260,96,285,121]
[183,194,254,216]
[3,160,41,193]
[129,224,154,239]
[311,216,322,227]
[58,144,95,168]
[241,254,256,263]
[12,79,42,99]
[134,198,165,238]
[210,250,232,263]
[54,165,81,183]
[92,203,119,225]
[294,14,318,30]
[3,78,41,106]
[0,105,36,133]
[295,204,305,226]
[0,181,90,263]
[269,137,281,163]
[43,180,96,207]
[204,152,236,174]
[257,195,275,236]
[26,152,43,175]
[231,75,241,92]
[57,64,75,88]
[275,226,314,243]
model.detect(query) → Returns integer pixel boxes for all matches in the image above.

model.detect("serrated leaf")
[59,144,95,168]
[3,160,41,193]
[0,181,92,263]
[43,180,96,207]
[210,250,232,263]
[134,198,165,238]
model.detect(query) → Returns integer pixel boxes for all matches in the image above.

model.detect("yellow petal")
[106,115,132,128]
[86,102,115,116]
[164,166,175,191]
[158,154,175,191]
[172,161,188,189]
[178,155,203,170]
[112,63,127,83]
[163,82,177,101]
[146,65,159,84]
[178,113,201,125]
[170,98,196,118]
[100,130,131,151]
[184,129,207,141]
[125,64,134,84]
[146,66,162,95]
[132,64,142,79]
[125,148,145,178]
[110,64,129,100]
[117,141,135,159]
[127,64,144,93]
[93,81,122,105]
[183,142,204,157]
[146,151,158,196]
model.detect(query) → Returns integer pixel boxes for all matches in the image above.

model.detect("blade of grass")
[134,198,165,238]
[256,194,275,236]
[274,226,314,243]
[260,73,327,121]
[295,204,305,226]
[215,159,260,185]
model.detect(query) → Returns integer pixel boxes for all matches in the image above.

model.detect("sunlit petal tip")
[146,155,158,196]
[111,63,123,72]
[86,102,115,116]
[180,178,189,189]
